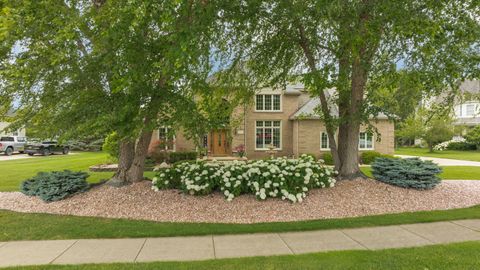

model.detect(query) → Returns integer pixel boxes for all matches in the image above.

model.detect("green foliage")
[372,158,442,190]
[102,132,119,160]
[170,152,198,164]
[360,151,382,165]
[20,170,89,202]
[150,150,197,164]
[321,152,334,165]
[397,108,454,152]
[153,155,336,203]
[465,126,480,149]
[69,139,104,152]
[361,151,396,164]
[447,141,477,151]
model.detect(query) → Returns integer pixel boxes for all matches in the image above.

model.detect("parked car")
[25,141,70,156]
[0,136,27,156]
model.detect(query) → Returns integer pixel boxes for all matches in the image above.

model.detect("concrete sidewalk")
[395,155,480,166]
[1,220,479,267]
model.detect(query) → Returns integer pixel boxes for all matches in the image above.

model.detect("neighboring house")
[149,83,394,159]
[0,110,26,137]
[453,79,480,126]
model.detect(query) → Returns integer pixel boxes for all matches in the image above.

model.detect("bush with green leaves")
[152,155,336,203]
[371,158,442,190]
[360,151,383,164]
[465,126,480,150]
[102,132,119,160]
[321,152,334,165]
[360,151,395,164]
[20,170,89,202]
[150,150,198,164]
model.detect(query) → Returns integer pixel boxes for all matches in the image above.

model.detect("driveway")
[0,153,34,161]
[396,155,480,167]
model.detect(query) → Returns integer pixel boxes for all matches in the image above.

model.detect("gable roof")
[290,97,389,120]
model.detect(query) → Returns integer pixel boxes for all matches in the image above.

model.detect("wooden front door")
[211,130,229,156]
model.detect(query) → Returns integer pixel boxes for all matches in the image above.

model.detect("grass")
[361,165,480,180]
[396,147,480,162]
[6,241,480,270]
[2,203,480,241]
[0,152,155,191]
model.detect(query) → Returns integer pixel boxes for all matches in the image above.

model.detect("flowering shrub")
[152,155,336,203]
[433,137,466,151]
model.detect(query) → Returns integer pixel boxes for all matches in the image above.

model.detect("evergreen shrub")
[20,170,89,202]
[371,158,442,189]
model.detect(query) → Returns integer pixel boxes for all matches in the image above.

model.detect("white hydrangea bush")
[433,137,466,151]
[152,154,336,203]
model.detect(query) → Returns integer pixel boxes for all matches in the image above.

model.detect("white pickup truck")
[0,136,27,156]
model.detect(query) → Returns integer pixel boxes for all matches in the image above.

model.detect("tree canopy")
[219,0,479,178]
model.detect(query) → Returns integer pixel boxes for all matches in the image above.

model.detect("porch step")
[201,156,248,162]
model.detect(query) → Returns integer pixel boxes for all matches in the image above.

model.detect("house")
[0,110,26,137]
[453,79,480,126]
[149,83,394,159]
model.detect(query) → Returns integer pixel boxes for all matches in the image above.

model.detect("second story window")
[255,94,281,112]
[466,104,476,117]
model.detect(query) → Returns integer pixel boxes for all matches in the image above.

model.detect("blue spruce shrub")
[371,158,442,189]
[20,170,89,202]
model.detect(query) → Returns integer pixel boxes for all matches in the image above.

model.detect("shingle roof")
[290,97,389,120]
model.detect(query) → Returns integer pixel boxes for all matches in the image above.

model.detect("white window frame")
[158,126,176,151]
[254,94,282,112]
[255,120,282,150]
[465,103,476,117]
[359,132,374,150]
[320,131,330,150]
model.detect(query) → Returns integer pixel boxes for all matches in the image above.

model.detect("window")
[255,120,281,149]
[158,127,175,151]
[466,104,475,117]
[359,132,374,150]
[255,94,281,111]
[320,132,329,150]
[12,130,19,136]
[0,137,14,142]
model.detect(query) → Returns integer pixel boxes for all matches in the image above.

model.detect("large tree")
[221,0,479,179]
[0,0,224,185]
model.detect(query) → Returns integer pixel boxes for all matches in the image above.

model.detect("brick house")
[149,83,394,159]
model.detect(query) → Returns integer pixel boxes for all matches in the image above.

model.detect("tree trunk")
[107,139,135,187]
[338,57,367,180]
[127,129,153,182]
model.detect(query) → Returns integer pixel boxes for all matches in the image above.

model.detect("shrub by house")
[152,155,336,203]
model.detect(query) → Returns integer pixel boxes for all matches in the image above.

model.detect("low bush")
[447,141,477,151]
[169,152,198,163]
[371,158,442,190]
[149,144,198,164]
[20,170,89,202]
[360,151,382,164]
[152,155,336,203]
[322,152,334,165]
[360,151,396,164]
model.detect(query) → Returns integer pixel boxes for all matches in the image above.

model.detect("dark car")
[25,141,70,156]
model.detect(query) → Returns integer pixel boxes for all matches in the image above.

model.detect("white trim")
[320,131,330,150]
[254,94,282,112]
[254,120,282,150]
[158,126,176,152]
[358,132,374,150]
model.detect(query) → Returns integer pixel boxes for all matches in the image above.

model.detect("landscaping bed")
[1,179,479,224]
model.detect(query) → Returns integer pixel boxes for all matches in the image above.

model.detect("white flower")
[259,193,267,200]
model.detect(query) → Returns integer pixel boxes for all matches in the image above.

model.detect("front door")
[211,130,229,156]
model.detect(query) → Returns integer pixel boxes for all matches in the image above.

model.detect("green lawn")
[361,166,480,180]
[2,204,480,241]
[396,147,480,162]
[7,241,480,270]
[0,152,155,191]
